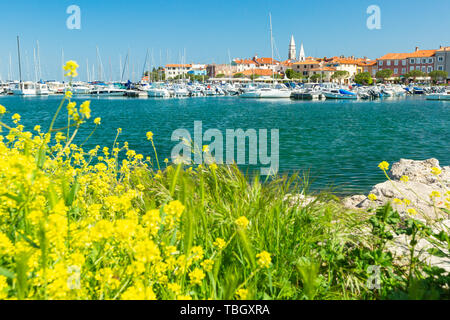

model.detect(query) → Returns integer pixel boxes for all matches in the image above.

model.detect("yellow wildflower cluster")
[0,101,230,300]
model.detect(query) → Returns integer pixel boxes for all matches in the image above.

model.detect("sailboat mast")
[269,13,274,83]
[17,36,23,83]
[37,41,42,80]
[61,48,65,81]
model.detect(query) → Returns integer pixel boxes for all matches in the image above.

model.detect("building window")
[438,65,444,71]
[394,60,399,66]
[421,66,426,72]
[387,60,391,66]
[428,58,433,63]
[402,60,406,66]
[416,66,420,71]
[394,68,398,74]
[438,56,444,62]
[410,58,415,64]
[379,61,383,66]
[427,66,433,73]
[402,68,406,74]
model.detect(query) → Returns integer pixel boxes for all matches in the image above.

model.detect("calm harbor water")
[1,95,448,195]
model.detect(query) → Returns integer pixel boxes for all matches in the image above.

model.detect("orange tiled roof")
[378,49,436,60]
[292,59,319,65]
[165,64,192,68]
[310,67,336,72]
[233,59,257,65]
[237,69,280,76]
[437,46,450,52]
[408,49,436,58]
[255,57,279,65]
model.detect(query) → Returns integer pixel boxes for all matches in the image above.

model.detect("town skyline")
[1,0,449,81]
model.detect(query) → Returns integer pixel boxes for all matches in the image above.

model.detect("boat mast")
[142,49,149,82]
[61,48,65,81]
[17,36,23,83]
[269,13,274,85]
[33,48,38,82]
[37,41,42,81]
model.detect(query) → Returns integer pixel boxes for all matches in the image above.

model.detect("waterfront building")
[308,66,336,82]
[435,46,450,82]
[324,57,363,81]
[377,47,436,78]
[231,59,257,72]
[234,68,281,79]
[292,59,321,76]
[206,64,238,77]
[165,64,193,79]
[360,60,378,77]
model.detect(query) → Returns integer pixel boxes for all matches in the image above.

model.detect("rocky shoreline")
[343,158,450,273]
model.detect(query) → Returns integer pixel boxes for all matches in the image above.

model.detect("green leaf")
[0,266,15,279]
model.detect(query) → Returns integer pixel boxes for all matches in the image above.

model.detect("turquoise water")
[1,95,448,195]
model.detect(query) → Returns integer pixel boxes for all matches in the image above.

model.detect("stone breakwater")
[343,158,450,272]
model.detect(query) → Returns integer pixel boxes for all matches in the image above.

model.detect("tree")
[309,73,322,83]
[354,72,374,85]
[331,70,350,83]
[233,73,244,78]
[250,74,260,80]
[405,70,425,82]
[216,73,225,78]
[375,69,393,81]
[428,70,448,83]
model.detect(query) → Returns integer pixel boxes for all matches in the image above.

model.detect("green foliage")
[429,70,448,83]
[233,73,244,78]
[331,70,350,80]
[376,69,394,80]
[405,70,425,80]
[354,72,374,85]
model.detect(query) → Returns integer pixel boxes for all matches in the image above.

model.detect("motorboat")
[323,89,358,100]
[426,90,450,100]
[12,81,37,95]
[36,83,50,95]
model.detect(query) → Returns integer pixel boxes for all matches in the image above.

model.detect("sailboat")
[240,14,291,99]
[13,36,37,96]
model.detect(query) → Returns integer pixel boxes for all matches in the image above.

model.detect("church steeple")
[299,43,306,62]
[288,35,296,60]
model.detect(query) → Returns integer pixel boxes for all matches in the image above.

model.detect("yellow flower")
[34,125,41,132]
[430,191,441,199]
[407,208,417,215]
[235,288,248,300]
[94,117,101,125]
[167,283,182,295]
[80,101,91,119]
[378,161,389,171]
[431,167,441,175]
[190,246,204,261]
[201,259,214,272]
[65,91,73,99]
[177,295,192,300]
[393,198,403,205]
[403,199,411,206]
[400,175,409,182]
[368,194,377,201]
[256,251,272,269]
[63,60,79,77]
[209,163,218,170]
[235,216,249,229]
[12,113,21,123]
[147,131,154,140]
[164,158,169,164]
[213,238,226,250]
[189,268,205,286]
[0,105,6,114]
[202,145,209,153]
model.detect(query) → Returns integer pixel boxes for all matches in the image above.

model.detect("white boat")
[12,81,37,96]
[36,83,50,95]
[147,82,170,97]
[426,91,450,100]
[47,81,66,95]
[323,89,358,100]
[91,85,126,96]
[71,82,92,95]
[172,85,189,97]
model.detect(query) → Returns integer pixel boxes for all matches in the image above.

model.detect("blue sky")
[0,0,449,81]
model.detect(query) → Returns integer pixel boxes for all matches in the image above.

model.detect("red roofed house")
[377,47,437,78]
